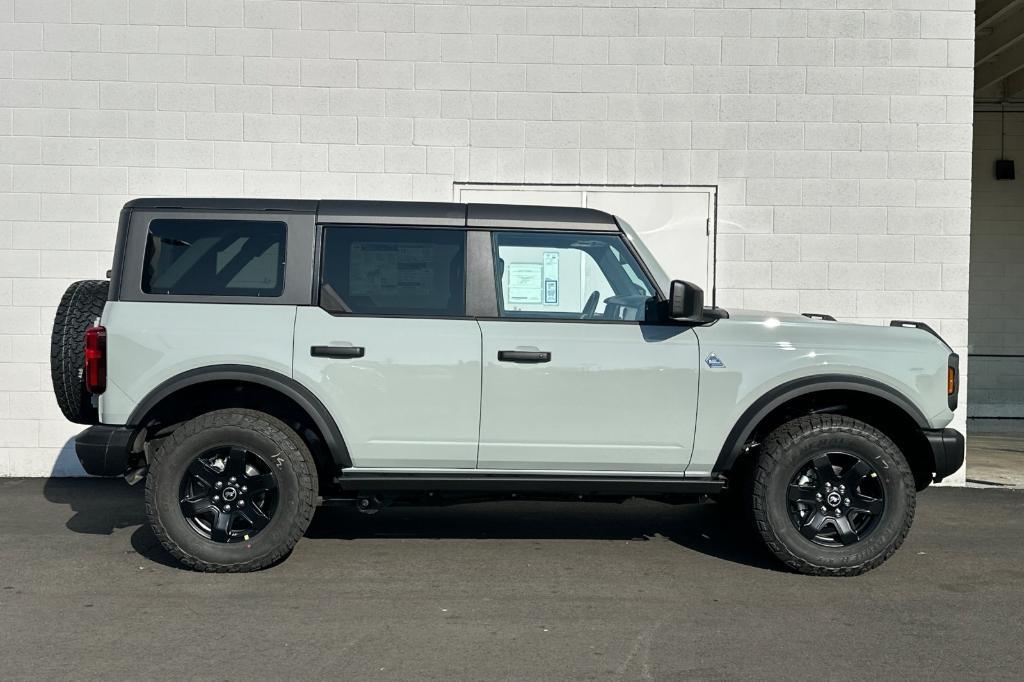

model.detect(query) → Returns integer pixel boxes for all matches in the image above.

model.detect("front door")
[477,230,701,472]
[293,225,481,469]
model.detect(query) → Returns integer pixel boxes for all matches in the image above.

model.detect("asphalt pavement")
[1,478,1022,680]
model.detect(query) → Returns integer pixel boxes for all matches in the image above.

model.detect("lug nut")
[825,482,832,490]
[241,486,247,492]
[213,495,220,502]
[238,500,245,507]
[230,476,237,483]
[215,481,223,489]
[844,498,850,505]
[815,492,822,500]
[821,506,827,512]
[839,485,845,492]
[223,505,231,512]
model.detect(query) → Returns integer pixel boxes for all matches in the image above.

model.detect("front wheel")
[750,414,915,576]
[145,409,318,572]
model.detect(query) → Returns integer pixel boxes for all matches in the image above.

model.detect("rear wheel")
[145,409,318,572]
[750,414,915,576]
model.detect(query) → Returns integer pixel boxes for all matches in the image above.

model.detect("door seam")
[474,319,484,469]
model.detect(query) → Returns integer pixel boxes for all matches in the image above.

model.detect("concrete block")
[216,27,272,56]
[415,5,469,34]
[526,7,581,36]
[582,8,637,37]
[245,1,300,29]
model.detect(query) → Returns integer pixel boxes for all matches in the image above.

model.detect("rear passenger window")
[142,219,286,297]
[320,227,466,317]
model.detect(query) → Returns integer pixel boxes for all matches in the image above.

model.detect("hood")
[714,308,953,353]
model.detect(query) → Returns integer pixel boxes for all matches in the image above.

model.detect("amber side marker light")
[948,367,955,395]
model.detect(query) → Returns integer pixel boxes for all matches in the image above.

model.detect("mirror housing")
[667,280,705,322]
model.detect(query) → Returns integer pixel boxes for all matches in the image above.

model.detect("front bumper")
[923,428,965,482]
[75,425,135,476]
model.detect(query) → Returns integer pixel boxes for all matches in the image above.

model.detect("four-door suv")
[51,198,963,575]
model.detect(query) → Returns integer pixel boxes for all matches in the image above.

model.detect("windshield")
[616,217,669,297]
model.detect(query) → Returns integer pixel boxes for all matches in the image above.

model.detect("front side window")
[321,227,466,317]
[492,232,656,321]
[142,219,286,297]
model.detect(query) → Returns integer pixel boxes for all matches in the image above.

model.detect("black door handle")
[311,345,365,359]
[498,350,551,363]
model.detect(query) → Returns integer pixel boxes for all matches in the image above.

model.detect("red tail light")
[84,326,106,394]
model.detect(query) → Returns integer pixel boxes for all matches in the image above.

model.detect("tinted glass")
[493,232,655,321]
[142,219,286,297]
[321,227,466,316]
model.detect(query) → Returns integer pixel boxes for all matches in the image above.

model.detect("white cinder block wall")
[0,0,974,478]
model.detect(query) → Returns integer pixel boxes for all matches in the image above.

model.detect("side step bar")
[335,472,726,495]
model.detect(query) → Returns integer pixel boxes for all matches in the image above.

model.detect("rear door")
[292,225,482,469]
[477,229,701,472]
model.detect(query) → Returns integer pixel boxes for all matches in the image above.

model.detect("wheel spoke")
[224,447,247,477]
[245,473,276,494]
[239,502,270,532]
[187,458,220,488]
[787,483,819,505]
[834,515,860,545]
[848,493,883,516]
[180,497,216,517]
[811,454,835,485]
[799,511,828,539]
[842,460,872,490]
[210,510,233,542]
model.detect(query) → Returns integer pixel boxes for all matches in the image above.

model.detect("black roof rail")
[890,320,952,351]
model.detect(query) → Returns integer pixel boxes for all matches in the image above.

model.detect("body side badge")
[705,353,725,369]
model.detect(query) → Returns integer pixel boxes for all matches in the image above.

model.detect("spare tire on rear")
[51,279,109,424]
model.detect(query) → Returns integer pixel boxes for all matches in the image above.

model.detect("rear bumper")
[75,425,134,476]
[923,428,965,482]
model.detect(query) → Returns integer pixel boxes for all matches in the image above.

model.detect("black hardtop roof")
[122,198,619,232]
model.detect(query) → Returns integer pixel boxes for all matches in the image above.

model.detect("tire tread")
[50,279,108,424]
[750,414,916,577]
[145,408,318,573]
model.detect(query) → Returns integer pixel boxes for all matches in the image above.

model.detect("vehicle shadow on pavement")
[305,498,784,572]
[42,477,147,535]
[43,478,781,572]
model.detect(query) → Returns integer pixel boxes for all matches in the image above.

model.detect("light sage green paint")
[101,226,955,477]
[292,308,482,469]
[477,320,699,472]
[684,309,954,476]
[99,301,297,425]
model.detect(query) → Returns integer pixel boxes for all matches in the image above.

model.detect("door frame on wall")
[453,183,719,304]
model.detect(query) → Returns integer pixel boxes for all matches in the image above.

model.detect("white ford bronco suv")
[51,198,963,575]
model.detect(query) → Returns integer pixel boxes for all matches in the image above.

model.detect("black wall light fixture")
[996,105,1015,180]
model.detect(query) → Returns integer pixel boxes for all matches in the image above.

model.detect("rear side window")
[321,227,466,317]
[142,219,286,297]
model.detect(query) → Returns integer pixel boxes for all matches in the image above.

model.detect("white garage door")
[455,184,717,297]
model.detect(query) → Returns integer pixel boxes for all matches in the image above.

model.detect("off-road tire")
[750,414,915,577]
[145,409,318,572]
[50,279,109,424]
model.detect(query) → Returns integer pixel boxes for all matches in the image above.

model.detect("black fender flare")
[127,364,351,468]
[712,375,929,475]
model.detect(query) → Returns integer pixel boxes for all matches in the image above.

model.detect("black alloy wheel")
[179,446,279,543]
[750,414,915,576]
[786,451,885,547]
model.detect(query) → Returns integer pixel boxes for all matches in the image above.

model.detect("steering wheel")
[580,290,601,319]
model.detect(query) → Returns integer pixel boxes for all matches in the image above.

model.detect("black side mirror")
[667,280,704,322]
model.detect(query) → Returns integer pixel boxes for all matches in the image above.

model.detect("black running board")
[335,472,725,495]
